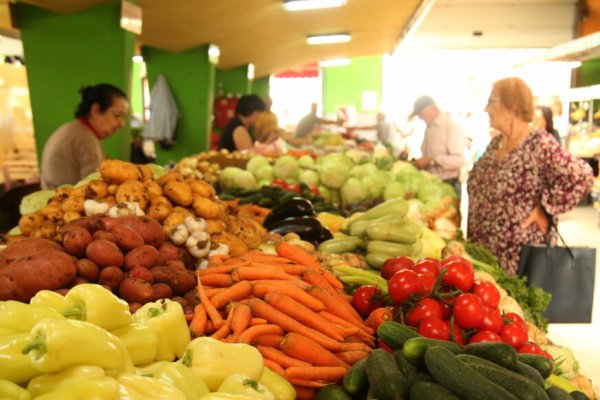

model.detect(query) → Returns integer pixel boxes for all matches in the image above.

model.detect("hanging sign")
[121,1,142,35]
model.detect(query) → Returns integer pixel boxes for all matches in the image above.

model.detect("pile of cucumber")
[316,321,590,400]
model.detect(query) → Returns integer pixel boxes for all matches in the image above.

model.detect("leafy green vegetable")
[341,177,368,207]
[19,189,56,215]
[273,155,300,180]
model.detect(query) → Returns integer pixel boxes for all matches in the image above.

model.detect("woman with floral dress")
[467,77,594,275]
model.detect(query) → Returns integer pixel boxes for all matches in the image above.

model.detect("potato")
[186,178,216,199]
[31,221,58,240]
[0,237,62,269]
[86,239,124,268]
[129,302,143,314]
[100,159,142,184]
[108,184,119,195]
[152,283,173,300]
[63,211,82,222]
[61,195,85,214]
[157,171,184,187]
[18,212,46,236]
[147,197,173,223]
[163,179,193,206]
[40,204,64,223]
[192,195,225,220]
[138,164,153,181]
[85,180,108,199]
[62,215,106,234]
[109,224,144,252]
[123,245,159,270]
[118,216,164,247]
[183,289,198,307]
[150,265,196,295]
[156,242,180,265]
[70,277,90,287]
[205,219,226,234]
[92,230,117,243]
[127,266,154,283]
[115,180,149,210]
[63,226,93,257]
[171,296,188,308]
[100,216,120,231]
[0,250,77,302]
[98,266,124,291]
[118,278,154,304]
[165,259,186,272]
[161,211,186,237]
[55,288,70,296]
[144,180,162,198]
[75,259,99,282]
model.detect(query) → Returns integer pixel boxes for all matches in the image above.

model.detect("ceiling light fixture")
[132,55,144,63]
[283,0,346,12]
[319,58,351,67]
[307,33,351,45]
[208,44,220,65]
[247,63,255,80]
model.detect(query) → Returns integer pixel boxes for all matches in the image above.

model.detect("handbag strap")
[542,205,574,259]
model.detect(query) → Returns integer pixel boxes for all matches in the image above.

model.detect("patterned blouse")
[467,130,594,275]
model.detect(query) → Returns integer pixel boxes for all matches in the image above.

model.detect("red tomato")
[441,255,473,270]
[388,270,423,303]
[352,285,383,317]
[478,307,504,334]
[500,322,529,349]
[440,301,453,320]
[452,293,484,329]
[307,185,321,196]
[444,320,464,345]
[473,281,501,308]
[417,273,437,297]
[418,317,450,340]
[504,312,527,328]
[542,351,554,360]
[381,256,414,280]
[469,330,503,343]
[412,259,440,276]
[406,298,443,327]
[441,260,474,292]
[270,179,288,189]
[517,342,546,356]
[287,183,302,194]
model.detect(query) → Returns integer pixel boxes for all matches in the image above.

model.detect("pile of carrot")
[189,242,375,400]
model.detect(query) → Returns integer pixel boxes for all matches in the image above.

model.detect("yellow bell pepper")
[110,323,158,366]
[0,333,41,384]
[0,301,64,336]
[180,337,263,391]
[0,379,30,400]
[62,284,132,330]
[26,365,106,398]
[132,299,190,362]
[136,361,209,400]
[117,373,186,400]
[198,393,259,400]
[217,374,274,400]
[32,377,119,400]
[258,367,296,400]
[29,290,68,313]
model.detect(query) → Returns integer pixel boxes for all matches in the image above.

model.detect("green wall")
[17,1,134,161]
[252,76,271,99]
[322,55,383,114]
[142,45,214,165]
[215,66,250,97]
[576,59,600,87]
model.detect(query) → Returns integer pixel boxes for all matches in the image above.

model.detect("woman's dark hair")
[537,105,554,133]
[74,83,127,118]
[236,94,265,117]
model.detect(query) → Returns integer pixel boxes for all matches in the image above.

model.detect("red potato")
[98,266,124,291]
[55,288,70,296]
[118,278,155,304]
[183,289,198,307]
[118,216,164,247]
[70,277,90,287]
[101,216,120,231]
[0,250,77,302]
[62,226,93,257]
[92,230,117,243]
[75,259,100,282]
[129,302,143,314]
[165,259,186,272]
[156,242,180,265]
[61,215,106,234]
[109,224,144,252]
[152,283,173,300]
[86,239,123,268]
[127,266,154,283]
[123,245,159,270]
[171,296,189,308]
[150,265,196,295]
[0,238,63,269]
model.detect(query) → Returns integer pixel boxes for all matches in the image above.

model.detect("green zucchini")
[366,220,421,244]
[409,381,461,400]
[318,236,365,254]
[570,391,590,400]
[461,341,518,370]
[403,337,461,367]
[424,346,519,400]
[516,353,554,379]
[545,386,573,400]
[367,240,415,258]
[365,252,390,270]
[316,384,353,400]
[467,363,550,400]
[514,361,545,388]
[350,215,405,237]
[351,198,408,223]
[377,321,420,351]
[342,357,368,396]
[366,349,409,400]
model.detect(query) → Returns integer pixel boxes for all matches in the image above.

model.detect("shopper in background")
[411,95,466,196]
[40,83,128,189]
[295,102,339,138]
[254,96,278,140]
[532,105,561,146]
[218,94,265,152]
[468,77,594,275]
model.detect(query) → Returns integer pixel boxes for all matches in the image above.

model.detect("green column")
[252,76,271,99]
[142,45,215,165]
[16,1,135,161]
[215,66,250,97]
[576,59,600,87]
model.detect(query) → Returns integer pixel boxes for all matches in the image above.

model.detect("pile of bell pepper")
[0,283,295,400]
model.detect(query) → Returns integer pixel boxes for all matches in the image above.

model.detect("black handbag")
[517,219,596,323]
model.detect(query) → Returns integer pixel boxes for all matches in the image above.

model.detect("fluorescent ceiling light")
[247,63,255,80]
[307,33,351,45]
[208,44,220,65]
[283,0,346,11]
[132,55,144,63]
[319,58,351,67]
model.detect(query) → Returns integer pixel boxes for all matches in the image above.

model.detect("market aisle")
[548,205,600,393]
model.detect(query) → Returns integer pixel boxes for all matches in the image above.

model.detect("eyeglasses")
[487,97,500,106]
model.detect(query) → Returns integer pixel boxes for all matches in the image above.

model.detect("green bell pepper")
[132,299,191,362]
[258,367,296,400]
[26,365,106,398]
[217,374,274,400]
[0,334,41,384]
[29,290,67,313]
[0,301,64,336]
[136,361,209,400]
[32,377,119,400]
[180,337,263,391]
[117,373,186,400]
[0,379,30,400]
[110,323,159,366]
[22,318,134,375]
[62,284,132,330]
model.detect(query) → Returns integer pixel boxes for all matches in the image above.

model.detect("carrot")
[252,283,325,312]
[280,333,349,368]
[205,288,223,298]
[248,298,344,352]
[231,304,252,336]
[251,279,310,290]
[264,292,344,341]
[223,258,251,266]
[286,366,347,381]
[249,317,268,326]
[365,307,393,332]
[196,270,225,329]
[319,311,374,341]
[263,358,286,377]
[342,342,372,352]
[208,253,229,265]
[293,386,316,400]
[303,270,337,295]
[336,350,369,365]
[198,264,236,275]
[308,286,370,333]
[210,280,253,308]
[257,345,311,368]
[204,320,215,334]
[189,304,207,337]
[237,324,284,344]
[287,377,329,388]
[232,267,297,282]
[242,251,292,264]
[199,274,233,287]
[248,261,311,276]
[210,322,230,339]
[275,242,322,270]
[322,269,344,290]
[252,334,284,348]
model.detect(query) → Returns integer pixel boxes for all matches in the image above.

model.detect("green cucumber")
[409,381,460,400]
[570,391,590,400]
[366,349,409,400]
[377,321,420,351]
[342,357,368,396]
[367,240,415,258]
[514,361,545,388]
[545,386,572,400]
[403,337,461,367]
[392,349,417,383]
[466,363,550,400]
[316,384,353,400]
[365,252,390,270]
[424,346,519,400]
[461,341,518,370]
[516,353,554,379]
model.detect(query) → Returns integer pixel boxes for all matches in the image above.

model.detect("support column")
[252,76,271,99]
[215,66,251,97]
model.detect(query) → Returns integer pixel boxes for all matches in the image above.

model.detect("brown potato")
[100,196,117,207]
[161,211,187,237]
[157,171,184,187]
[147,197,173,223]
[205,219,227,234]
[0,237,63,268]
[61,195,85,214]
[86,239,124,268]
[118,278,154,304]
[63,211,82,222]
[61,215,106,234]
[92,230,117,243]
[30,221,58,240]
[108,184,119,195]
[54,187,73,201]
[138,165,153,181]
[150,265,196,295]
[109,224,145,252]
[100,159,142,184]
[55,288,70,296]
[18,212,46,236]
[98,266,124,291]
[75,259,99,282]
[163,180,193,207]
[171,296,188,308]
[70,277,90,287]
[63,226,93,257]
[152,283,173,300]
[123,245,159,270]
[156,242,180,265]
[186,178,217,199]
[115,180,149,210]
[118,216,164,247]
[85,180,109,199]
[127,266,154,283]
[211,232,249,257]
[40,204,64,223]
[144,180,162,199]
[165,259,186,272]
[192,195,225,220]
